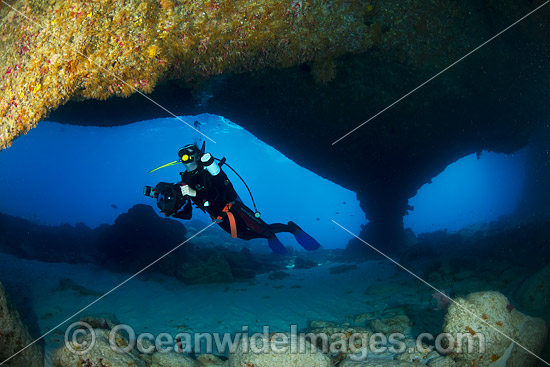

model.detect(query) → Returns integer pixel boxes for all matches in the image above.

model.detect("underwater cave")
[1,0,550,366]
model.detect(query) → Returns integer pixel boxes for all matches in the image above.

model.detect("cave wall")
[5,0,550,253]
[205,34,548,250]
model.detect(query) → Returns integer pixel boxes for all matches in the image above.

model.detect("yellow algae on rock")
[0,0,373,149]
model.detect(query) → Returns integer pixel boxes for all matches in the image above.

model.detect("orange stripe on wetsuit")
[216,202,238,238]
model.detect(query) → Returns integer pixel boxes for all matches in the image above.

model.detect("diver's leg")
[231,201,270,235]
[235,220,286,254]
[288,221,321,250]
[264,221,321,251]
[228,202,320,253]
[265,234,287,254]
[224,202,286,254]
[266,223,293,233]
[267,221,321,251]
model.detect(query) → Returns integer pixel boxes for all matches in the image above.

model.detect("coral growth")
[0,0,374,149]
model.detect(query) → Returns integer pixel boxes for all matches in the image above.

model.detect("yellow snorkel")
[148,160,181,173]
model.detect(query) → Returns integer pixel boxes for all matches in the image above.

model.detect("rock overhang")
[1,0,549,251]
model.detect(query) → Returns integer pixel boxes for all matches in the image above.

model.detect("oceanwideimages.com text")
[66,322,486,361]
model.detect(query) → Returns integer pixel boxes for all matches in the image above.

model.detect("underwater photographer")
[144,143,321,254]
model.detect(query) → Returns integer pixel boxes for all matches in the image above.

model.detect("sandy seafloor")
[0,247,447,366]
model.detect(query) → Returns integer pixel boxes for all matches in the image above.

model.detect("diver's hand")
[181,184,196,197]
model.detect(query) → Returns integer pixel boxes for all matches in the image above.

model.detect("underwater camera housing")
[143,182,188,216]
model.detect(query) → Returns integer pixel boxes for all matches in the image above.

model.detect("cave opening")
[0,114,366,250]
[404,149,528,235]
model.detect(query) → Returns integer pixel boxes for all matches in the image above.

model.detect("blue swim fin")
[289,222,321,251]
[267,236,287,254]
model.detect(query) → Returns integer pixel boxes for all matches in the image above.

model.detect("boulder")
[369,315,411,335]
[443,291,548,367]
[79,313,121,331]
[350,313,375,326]
[339,360,418,366]
[515,263,550,313]
[507,311,549,366]
[223,252,248,268]
[426,356,456,366]
[0,281,44,367]
[228,333,331,367]
[308,323,372,362]
[52,328,145,367]
[394,338,434,363]
[196,354,226,366]
[177,253,234,284]
[96,204,188,274]
[150,351,200,366]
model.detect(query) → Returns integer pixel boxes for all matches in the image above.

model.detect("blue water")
[0,114,529,243]
[404,150,527,234]
[0,114,541,367]
[0,114,365,249]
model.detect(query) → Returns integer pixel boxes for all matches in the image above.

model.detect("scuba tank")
[200,153,221,176]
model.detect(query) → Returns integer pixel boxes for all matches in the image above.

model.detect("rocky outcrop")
[176,252,234,284]
[150,351,200,367]
[426,356,456,367]
[0,212,97,263]
[0,205,293,284]
[195,354,225,366]
[52,315,214,367]
[52,328,146,367]
[516,263,550,313]
[0,281,44,367]
[0,204,185,267]
[96,204,188,274]
[228,333,332,367]
[0,0,373,150]
[338,360,420,367]
[369,315,411,335]
[443,291,548,367]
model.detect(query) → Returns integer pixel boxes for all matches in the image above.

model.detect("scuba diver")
[144,143,321,254]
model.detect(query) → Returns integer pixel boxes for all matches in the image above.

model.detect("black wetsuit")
[173,166,292,240]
